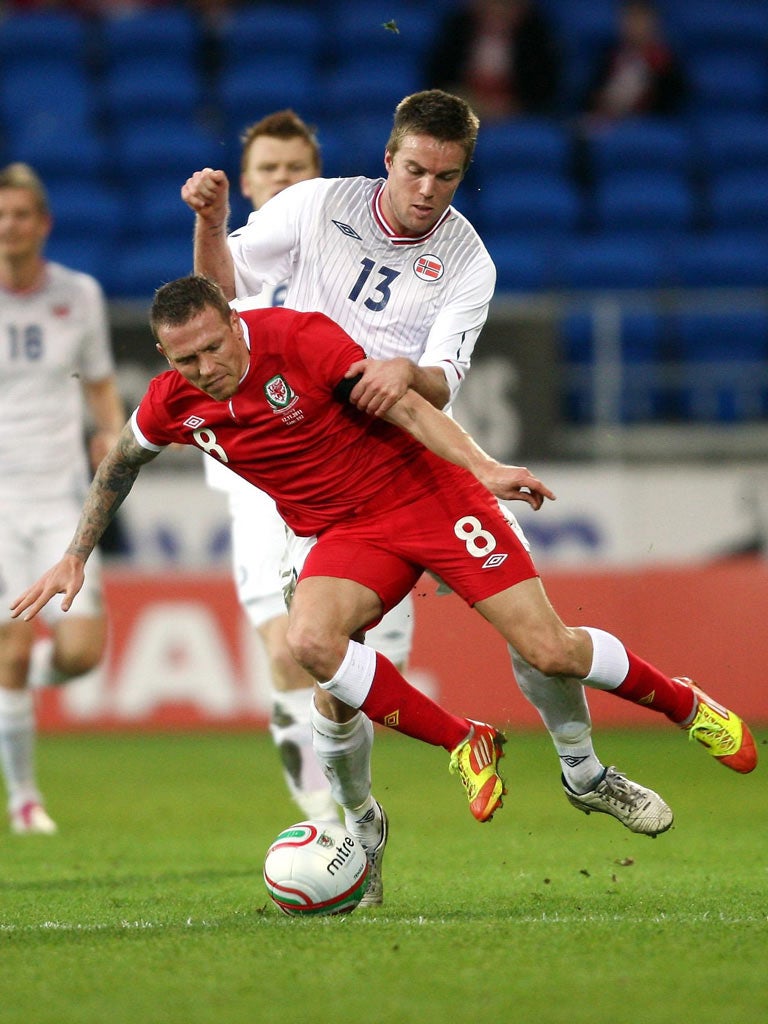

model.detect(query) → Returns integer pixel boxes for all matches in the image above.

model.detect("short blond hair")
[0,162,49,214]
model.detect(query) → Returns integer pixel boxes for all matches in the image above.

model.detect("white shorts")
[0,495,103,624]
[225,482,288,630]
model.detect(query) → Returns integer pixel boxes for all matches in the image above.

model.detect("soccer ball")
[263,820,370,916]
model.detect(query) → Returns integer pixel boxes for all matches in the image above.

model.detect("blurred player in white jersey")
[205,110,413,822]
[183,90,672,902]
[0,163,124,834]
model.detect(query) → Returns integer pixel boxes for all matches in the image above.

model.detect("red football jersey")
[133,306,446,535]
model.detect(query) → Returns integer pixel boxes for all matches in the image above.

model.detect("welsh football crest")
[264,374,296,410]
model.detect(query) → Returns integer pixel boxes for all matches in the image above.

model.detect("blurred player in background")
[182,89,674,904]
[0,163,124,834]
[205,110,414,824]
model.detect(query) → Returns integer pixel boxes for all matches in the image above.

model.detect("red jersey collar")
[372,183,452,246]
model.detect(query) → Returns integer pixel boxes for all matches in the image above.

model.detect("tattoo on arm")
[66,424,158,562]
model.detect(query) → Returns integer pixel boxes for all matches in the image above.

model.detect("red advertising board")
[36,560,767,731]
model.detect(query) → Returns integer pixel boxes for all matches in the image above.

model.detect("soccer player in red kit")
[12,277,757,868]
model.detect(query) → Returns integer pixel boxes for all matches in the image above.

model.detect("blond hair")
[0,162,49,214]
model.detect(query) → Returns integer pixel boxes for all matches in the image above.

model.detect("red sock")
[613,650,697,724]
[360,652,470,750]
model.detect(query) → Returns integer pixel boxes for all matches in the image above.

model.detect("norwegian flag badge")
[413,254,444,281]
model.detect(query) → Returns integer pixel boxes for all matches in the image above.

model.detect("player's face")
[240,135,319,210]
[381,134,466,236]
[156,306,250,401]
[0,187,51,263]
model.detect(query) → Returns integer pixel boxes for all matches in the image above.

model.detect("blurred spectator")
[425,0,560,120]
[581,0,686,125]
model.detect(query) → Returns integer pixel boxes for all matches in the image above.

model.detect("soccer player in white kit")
[182,90,672,902]
[205,110,414,822]
[0,163,124,834]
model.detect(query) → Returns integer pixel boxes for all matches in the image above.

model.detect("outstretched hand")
[478,464,556,510]
[10,556,86,621]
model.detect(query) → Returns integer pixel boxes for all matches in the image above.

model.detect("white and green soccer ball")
[263,820,370,916]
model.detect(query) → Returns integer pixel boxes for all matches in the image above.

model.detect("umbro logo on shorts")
[482,553,508,569]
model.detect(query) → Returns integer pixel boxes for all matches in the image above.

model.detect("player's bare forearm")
[68,423,157,562]
[384,391,555,510]
[345,359,449,416]
[193,217,236,300]
[10,425,158,620]
[182,168,236,299]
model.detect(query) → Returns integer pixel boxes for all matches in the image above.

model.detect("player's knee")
[517,627,584,679]
[285,618,334,681]
[54,645,102,679]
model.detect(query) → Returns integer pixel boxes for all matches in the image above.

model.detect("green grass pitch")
[0,727,765,1024]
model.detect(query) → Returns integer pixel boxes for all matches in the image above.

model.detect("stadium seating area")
[1,0,766,425]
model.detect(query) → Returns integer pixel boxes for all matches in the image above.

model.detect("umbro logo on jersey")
[482,553,508,569]
[332,219,362,240]
[413,254,444,281]
[184,415,205,428]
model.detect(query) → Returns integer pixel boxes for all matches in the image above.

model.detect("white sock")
[269,686,337,821]
[317,640,376,708]
[509,646,604,793]
[27,637,68,689]
[581,627,630,690]
[310,701,374,814]
[0,688,41,812]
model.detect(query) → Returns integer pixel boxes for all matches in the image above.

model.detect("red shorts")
[299,467,538,614]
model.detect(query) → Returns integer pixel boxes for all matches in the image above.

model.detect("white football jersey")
[228,176,496,403]
[0,262,114,502]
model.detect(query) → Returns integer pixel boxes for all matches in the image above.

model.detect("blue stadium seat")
[473,173,582,238]
[694,113,768,174]
[687,50,768,113]
[128,184,195,240]
[45,183,124,252]
[665,2,768,62]
[99,8,199,65]
[0,11,88,65]
[216,5,323,63]
[0,61,94,141]
[591,171,697,235]
[484,235,553,293]
[588,118,693,177]
[316,113,394,179]
[473,118,570,178]
[114,237,194,299]
[100,59,203,122]
[14,126,108,184]
[217,58,319,135]
[111,119,219,186]
[672,308,768,421]
[45,235,119,294]
[321,57,421,119]
[553,235,668,290]
[708,170,768,230]
[671,230,768,288]
[328,1,439,62]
